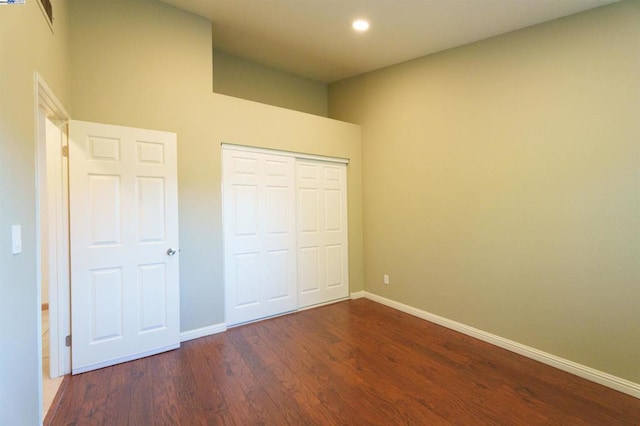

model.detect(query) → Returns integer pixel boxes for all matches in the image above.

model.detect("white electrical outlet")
[383,274,390,285]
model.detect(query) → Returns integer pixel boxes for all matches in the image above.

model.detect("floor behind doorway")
[42,309,64,418]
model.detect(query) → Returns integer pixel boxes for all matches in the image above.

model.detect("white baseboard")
[180,323,227,342]
[350,291,366,299]
[362,291,640,399]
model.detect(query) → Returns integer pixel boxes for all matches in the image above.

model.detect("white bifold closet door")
[223,149,298,326]
[223,147,349,326]
[296,160,349,308]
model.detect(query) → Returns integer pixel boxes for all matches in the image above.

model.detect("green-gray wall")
[0,0,71,423]
[214,49,328,116]
[329,0,640,383]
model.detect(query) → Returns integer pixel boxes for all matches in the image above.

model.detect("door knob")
[166,248,177,256]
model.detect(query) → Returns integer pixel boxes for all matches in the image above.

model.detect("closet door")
[223,149,297,326]
[297,160,349,308]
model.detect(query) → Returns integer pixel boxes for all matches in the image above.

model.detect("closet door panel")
[223,149,297,326]
[297,160,349,308]
[299,246,320,294]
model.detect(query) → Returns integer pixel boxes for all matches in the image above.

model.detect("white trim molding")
[221,143,349,164]
[350,291,366,299]
[180,323,227,343]
[361,291,640,399]
[36,73,70,120]
[34,72,71,426]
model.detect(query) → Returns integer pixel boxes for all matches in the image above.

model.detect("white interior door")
[297,160,349,308]
[69,120,180,374]
[223,148,297,326]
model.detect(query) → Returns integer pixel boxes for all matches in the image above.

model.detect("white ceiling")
[159,0,619,83]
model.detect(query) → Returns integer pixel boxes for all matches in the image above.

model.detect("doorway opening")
[35,73,71,421]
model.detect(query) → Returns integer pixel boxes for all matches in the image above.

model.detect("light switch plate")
[11,225,22,254]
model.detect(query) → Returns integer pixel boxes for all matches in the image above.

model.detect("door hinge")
[62,145,69,157]
[65,335,71,347]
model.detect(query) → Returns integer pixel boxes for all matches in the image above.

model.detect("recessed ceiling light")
[352,19,370,32]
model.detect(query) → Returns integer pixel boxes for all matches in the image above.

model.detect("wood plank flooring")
[46,299,640,425]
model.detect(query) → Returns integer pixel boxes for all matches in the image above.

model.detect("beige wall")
[214,49,328,116]
[0,0,71,422]
[70,0,363,331]
[329,0,640,383]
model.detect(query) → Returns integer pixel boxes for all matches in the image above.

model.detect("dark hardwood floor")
[46,299,640,425]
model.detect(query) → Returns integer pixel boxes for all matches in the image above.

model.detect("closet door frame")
[222,144,349,166]
[221,144,349,326]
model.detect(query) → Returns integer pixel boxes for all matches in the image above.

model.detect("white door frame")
[35,72,71,397]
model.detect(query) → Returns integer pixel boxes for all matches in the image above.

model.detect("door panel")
[137,177,166,242]
[326,244,344,287]
[70,120,179,374]
[299,247,319,293]
[235,253,260,306]
[90,267,123,342]
[138,263,168,332]
[298,188,319,232]
[88,175,121,245]
[324,189,342,231]
[223,149,297,326]
[297,160,349,308]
